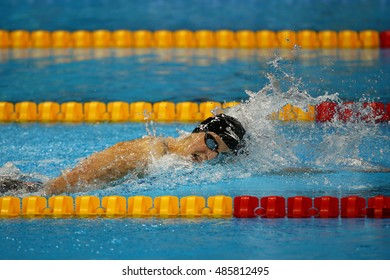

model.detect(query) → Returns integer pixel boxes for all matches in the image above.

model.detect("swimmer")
[0,114,246,195]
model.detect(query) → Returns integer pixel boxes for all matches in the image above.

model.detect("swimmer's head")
[192,114,246,154]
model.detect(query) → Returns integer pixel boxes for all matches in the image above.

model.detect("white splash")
[109,54,388,194]
[224,55,386,174]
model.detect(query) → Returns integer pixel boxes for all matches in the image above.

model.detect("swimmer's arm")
[45,138,166,195]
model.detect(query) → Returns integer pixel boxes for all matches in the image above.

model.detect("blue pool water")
[1,0,390,261]
[1,48,390,260]
[1,0,390,31]
[1,48,390,103]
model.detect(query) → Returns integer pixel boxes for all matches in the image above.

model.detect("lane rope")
[1,101,389,123]
[0,195,388,219]
[1,29,389,49]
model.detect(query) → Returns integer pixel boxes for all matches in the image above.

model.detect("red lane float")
[362,102,387,123]
[315,101,389,123]
[233,196,259,218]
[287,196,317,218]
[315,102,337,122]
[314,196,339,218]
[338,102,356,122]
[380,31,390,48]
[366,195,390,218]
[385,104,390,122]
[341,196,366,218]
[255,196,286,218]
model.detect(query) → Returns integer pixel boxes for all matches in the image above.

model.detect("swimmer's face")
[188,132,230,163]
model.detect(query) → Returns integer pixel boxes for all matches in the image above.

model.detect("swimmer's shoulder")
[144,136,171,156]
[117,136,170,156]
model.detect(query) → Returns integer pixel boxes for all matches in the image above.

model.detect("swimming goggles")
[204,132,219,154]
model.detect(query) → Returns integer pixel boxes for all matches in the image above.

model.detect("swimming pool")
[1,0,390,261]
[1,47,389,259]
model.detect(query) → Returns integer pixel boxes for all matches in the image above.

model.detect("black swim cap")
[192,114,246,153]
